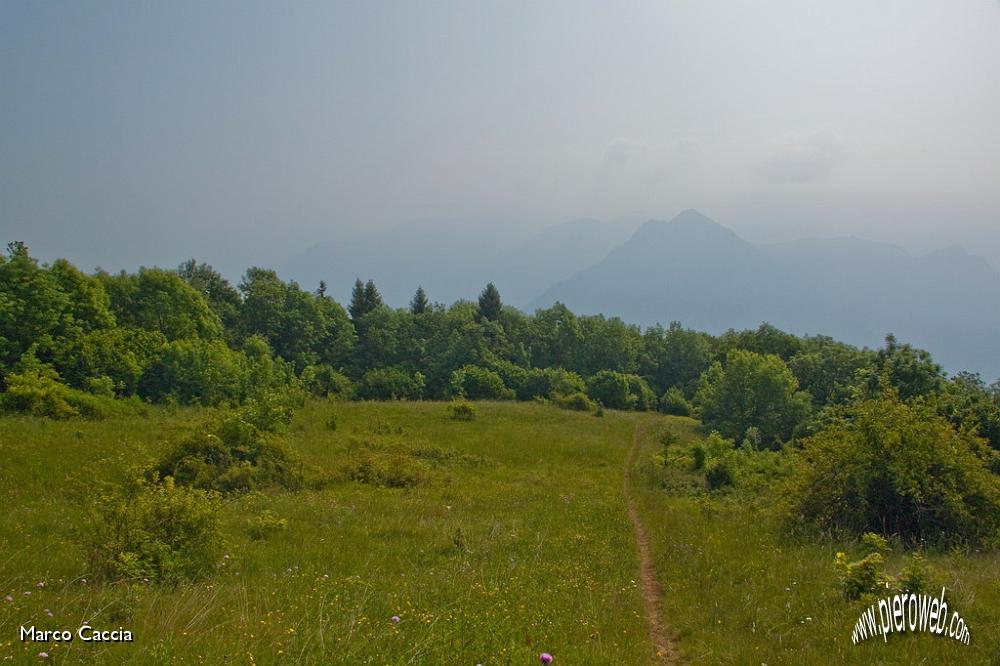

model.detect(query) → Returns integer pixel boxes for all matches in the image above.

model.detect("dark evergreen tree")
[363,280,383,313]
[410,286,429,314]
[477,283,502,322]
[317,280,327,297]
[349,279,367,320]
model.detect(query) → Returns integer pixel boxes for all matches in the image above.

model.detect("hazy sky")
[3,1,999,277]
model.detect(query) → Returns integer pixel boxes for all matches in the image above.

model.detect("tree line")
[1,241,999,454]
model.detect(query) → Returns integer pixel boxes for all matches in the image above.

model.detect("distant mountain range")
[280,218,636,309]
[286,210,1000,380]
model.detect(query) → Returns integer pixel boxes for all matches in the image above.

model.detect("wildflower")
[36,582,45,589]
[38,653,49,659]
[3,595,12,603]
[24,591,31,596]
[45,609,53,617]
[540,653,553,664]
[391,615,401,624]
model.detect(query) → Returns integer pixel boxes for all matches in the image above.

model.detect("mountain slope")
[531,211,1000,379]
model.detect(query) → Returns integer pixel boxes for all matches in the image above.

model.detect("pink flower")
[391,615,401,624]
[540,653,553,664]
[3,595,12,603]
[38,653,49,659]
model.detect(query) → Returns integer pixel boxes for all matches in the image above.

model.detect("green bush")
[85,476,222,584]
[156,396,301,493]
[246,510,288,540]
[835,550,890,600]
[357,366,424,400]
[347,452,428,488]
[586,370,634,410]
[659,387,692,416]
[705,458,735,490]
[0,367,127,419]
[449,401,476,421]
[787,395,1000,545]
[300,364,354,399]
[448,365,513,400]
[554,391,597,412]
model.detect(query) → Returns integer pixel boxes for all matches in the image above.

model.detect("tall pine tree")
[410,285,429,314]
[349,278,367,319]
[363,280,383,313]
[477,282,502,322]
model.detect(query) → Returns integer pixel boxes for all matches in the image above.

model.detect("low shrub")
[704,458,734,490]
[357,367,424,400]
[247,510,288,540]
[449,365,514,400]
[347,452,428,488]
[555,391,597,412]
[786,395,1000,545]
[84,476,222,584]
[0,367,128,419]
[155,395,302,493]
[659,387,692,416]
[449,401,476,421]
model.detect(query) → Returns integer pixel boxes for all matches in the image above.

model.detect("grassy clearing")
[631,418,1000,665]
[1,401,653,664]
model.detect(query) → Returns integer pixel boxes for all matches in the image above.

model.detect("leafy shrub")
[357,366,424,400]
[300,364,354,399]
[156,395,301,493]
[659,387,692,416]
[512,366,586,401]
[139,338,250,406]
[347,452,428,488]
[247,510,288,540]
[704,458,735,490]
[449,401,476,421]
[691,444,706,471]
[586,370,633,410]
[449,365,514,400]
[0,367,127,419]
[786,395,1000,545]
[627,375,657,411]
[85,477,222,584]
[555,391,597,412]
[835,550,890,600]
[585,371,655,411]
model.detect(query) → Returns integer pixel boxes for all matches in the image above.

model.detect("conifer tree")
[349,278,366,319]
[410,285,429,314]
[477,282,502,322]
[363,280,383,313]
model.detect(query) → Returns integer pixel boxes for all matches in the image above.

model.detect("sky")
[2,1,999,278]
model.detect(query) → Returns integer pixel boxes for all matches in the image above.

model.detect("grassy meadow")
[1,401,998,664]
[1,401,654,664]
[632,417,1000,665]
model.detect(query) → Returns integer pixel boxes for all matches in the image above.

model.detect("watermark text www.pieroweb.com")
[851,587,970,645]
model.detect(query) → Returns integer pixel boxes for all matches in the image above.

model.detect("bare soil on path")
[623,423,679,664]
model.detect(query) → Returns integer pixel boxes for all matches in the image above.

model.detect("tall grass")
[1,402,653,664]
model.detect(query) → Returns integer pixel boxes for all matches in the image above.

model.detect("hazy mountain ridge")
[531,211,1000,380]
[281,218,636,309]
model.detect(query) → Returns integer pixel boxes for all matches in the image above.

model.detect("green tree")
[787,394,1000,545]
[477,283,502,322]
[176,259,242,337]
[695,349,812,447]
[349,279,367,320]
[108,268,222,341]
[410,286,429,314]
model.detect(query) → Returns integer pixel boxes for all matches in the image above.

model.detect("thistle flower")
[391,615,401,624]
[540,653,553,664]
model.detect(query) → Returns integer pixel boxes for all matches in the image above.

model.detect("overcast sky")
[2,1,999,277]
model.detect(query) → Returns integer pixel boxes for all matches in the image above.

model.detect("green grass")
[631,418,1000,665]
[0,401,653,664]
[2,402,998,664]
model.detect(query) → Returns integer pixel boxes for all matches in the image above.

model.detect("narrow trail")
[624,423,679,665]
